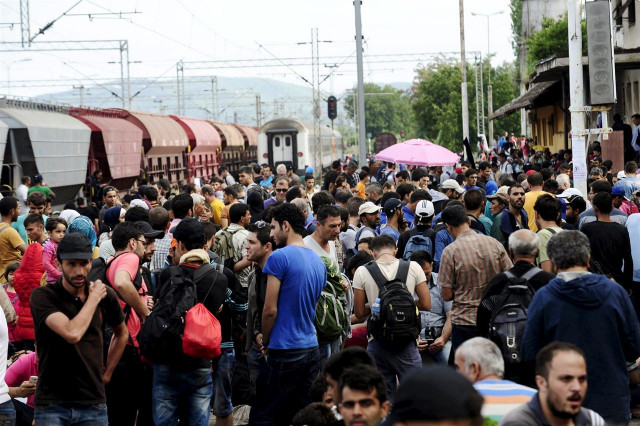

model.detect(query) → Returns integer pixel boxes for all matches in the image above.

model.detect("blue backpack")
[402,228,435,260]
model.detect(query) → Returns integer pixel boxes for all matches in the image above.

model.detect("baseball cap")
[133,221,165,239]
[57,233,93,260]
[617,171,626,179]
[487,192,509,205]
[130,199,150,211]
[441,179,465,194]
[612,186,629,200]
[557,188,584,199]
[383,198,402,216]
[34,174,43,183]
[415,200,435,218]
[172,218,206,247]
[305,166,315,174]
[382,366,483,425]
[358,201,380,216]
[565,194,587,210]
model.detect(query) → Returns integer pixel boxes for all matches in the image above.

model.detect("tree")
[344,83,415,140]
[525,15,587,74]
[411,59,520,152]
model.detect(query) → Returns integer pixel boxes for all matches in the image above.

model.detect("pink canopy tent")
[375,139,460,166]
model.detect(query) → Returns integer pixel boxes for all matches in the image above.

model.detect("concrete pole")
[459,0,470,147]
[354,0,367,164]
[568,0,587,196]
[488,86,493,144]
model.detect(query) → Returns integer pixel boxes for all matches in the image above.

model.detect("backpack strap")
[504,270,516,279]
[395,260,410,284]
[194,264,221,304]
[521,266,542,281]
[364,261,389,292]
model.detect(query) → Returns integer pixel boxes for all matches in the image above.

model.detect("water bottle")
[371,298,381,321]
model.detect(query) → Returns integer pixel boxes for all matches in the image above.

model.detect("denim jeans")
[247,347,265,390]
[0,401,14,426]
[34,403,106,426]
[249,346,320,426]
[367,339,421,402]
[318,339,341,364]
[449,324,480,364]
[152,364,213,426]
[421,341,452,365]
[211,348,235,418]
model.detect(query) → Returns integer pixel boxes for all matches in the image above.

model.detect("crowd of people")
[0,134,637,426]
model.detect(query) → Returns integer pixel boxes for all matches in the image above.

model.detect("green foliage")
[525,15,587,74]
[410,59,520,152]
[510,0,523,58]
[344,83,416,141]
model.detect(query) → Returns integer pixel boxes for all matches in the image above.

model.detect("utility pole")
[568,0,587,196]
[73,84,84,105]
[479,52,484,135]
[459,0,470,147]
[211,77,218,120]
[311,28,322,172]
[354,0,367,165]
[475,54,480,137]
[176,60,185,115]
[255,93,262,127]
[20,0,30,47]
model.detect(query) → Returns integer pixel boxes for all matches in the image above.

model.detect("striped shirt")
[438,230,512,326]
[474,379,535,422]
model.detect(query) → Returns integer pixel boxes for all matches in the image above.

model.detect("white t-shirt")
[16,184,28,216]
[304,235,338,268]
[352,259,427,305]
[0,305,10,405]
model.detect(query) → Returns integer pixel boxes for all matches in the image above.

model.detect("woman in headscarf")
[67,215,99,259]
[59,209,80,226]
[247,191,265,224]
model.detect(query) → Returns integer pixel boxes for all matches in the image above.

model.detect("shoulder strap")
[521,266,542,281]
[364,261,388,292]
[504,270,516,279]
[546,227,557,235]
[396,260,410,283]
[195,265,220,304]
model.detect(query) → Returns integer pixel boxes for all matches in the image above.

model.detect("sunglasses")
[275,188,288,193]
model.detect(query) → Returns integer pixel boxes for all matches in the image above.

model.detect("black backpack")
[138,264,220,363]
[365,260,421,347]
[484,267,539,375]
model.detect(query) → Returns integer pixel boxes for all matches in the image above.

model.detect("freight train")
[0,98,262,206]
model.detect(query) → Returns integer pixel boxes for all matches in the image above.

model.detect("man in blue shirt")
[250,203,326,425]
[13,191,48,243]
[617,161,640,198]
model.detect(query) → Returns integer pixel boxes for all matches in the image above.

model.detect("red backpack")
[181,265,223,359]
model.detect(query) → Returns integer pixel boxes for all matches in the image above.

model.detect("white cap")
[415,200,435,218]
[130,199,150,211]
[441,179,465,194]
[617,171,626,179]
[557,188,584,199]
[358,201,380,216]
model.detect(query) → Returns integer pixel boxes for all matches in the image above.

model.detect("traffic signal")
[327,96,337,120]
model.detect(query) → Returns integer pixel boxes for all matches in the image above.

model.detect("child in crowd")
[3,262,20,341]
[42,218,67,284]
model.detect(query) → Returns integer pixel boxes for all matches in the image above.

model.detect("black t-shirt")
[77,206,99,224]
[156,263,240,370]
[581,221,633,288]
[30,280,124,406]
[323,170,338,190]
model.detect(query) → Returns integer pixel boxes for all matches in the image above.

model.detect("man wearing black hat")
[153,218,235,426]
[30,233,128,425]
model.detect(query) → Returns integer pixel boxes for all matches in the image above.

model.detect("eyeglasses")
[255,220,267,229]
[134,238,148,246]
[275,188,288,193]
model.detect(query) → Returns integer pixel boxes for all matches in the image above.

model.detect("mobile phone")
[29,376,37,384]
[425,338,436,345]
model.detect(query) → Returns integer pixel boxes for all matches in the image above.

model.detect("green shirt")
[28,186,52,197]
[536,226,563,265]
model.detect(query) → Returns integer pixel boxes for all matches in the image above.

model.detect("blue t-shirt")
[263,245,326,350]
[379,225,400,242]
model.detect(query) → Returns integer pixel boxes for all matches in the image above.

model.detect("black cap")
[57,233,93,260]
[133,221,164,239]
[383,198,402,216]
[382,366,483,425]
[172,218,205,247]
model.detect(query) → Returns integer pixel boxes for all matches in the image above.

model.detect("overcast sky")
[0,0,515,99]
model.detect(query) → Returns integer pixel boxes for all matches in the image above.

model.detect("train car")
[170,115,221,182]
[70,108,143,192]
[210,121,245,173]
[374,132,398,153]
[0,99,91,207]
[257,118,343,175]
[233,124,258,166]
[120,110,189,183]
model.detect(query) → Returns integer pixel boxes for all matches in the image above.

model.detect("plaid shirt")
[438,230,512,326]
[151,234,172,271]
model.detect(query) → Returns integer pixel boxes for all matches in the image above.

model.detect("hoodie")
[15,243,45,341]
[522,273,640,424]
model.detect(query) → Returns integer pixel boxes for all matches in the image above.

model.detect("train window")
[285,136,291,147]
[274,136,280,147]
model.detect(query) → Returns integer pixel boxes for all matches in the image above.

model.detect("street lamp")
[471,10,503,143]
[6,58,32,95]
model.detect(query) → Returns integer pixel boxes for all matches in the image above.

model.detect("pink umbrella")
[375,139,460,166]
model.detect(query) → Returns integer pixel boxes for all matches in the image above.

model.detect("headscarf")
[247,191,265,224]
[59,209,80,225]
[103,206,123,229]
[68,215,97,250]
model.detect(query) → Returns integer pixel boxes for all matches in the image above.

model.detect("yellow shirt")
[210,199,225,227]
[0,223,24,279]
[523,190,546,232]
[356,181,366,198]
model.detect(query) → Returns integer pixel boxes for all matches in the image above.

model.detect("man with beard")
[500,185,528,250]
[364,182,383,205]
[354,202,380,246]
[250,203,326,425]
[521,231,640,424]
[501,342,605,426]
[338,365,389,426]
[0,197,27,278]
[30,233,128,425]
[561,194,586,228]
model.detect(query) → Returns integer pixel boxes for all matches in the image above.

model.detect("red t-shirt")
[106,253,148,347]
[5,351,38,408]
